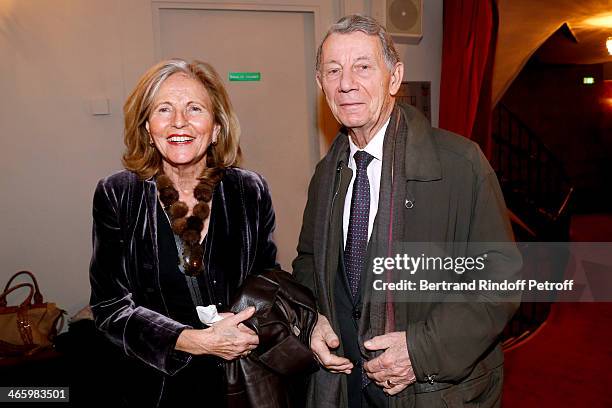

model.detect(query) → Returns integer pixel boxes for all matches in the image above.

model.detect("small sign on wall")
[229,72,261,81]
[397,81,431,122]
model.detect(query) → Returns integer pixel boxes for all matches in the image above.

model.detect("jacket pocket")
[441,366,503,408]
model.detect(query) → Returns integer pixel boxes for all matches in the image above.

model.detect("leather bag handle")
[0,283,35,308]
[3,271,43,304]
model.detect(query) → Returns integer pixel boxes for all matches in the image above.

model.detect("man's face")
[317,32,402,135]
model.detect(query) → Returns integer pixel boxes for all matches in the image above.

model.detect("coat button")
[352,308,361,319]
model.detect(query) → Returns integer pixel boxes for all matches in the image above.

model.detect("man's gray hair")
[316,14,400,71]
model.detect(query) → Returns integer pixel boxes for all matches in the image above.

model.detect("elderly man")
[293,15,521,408]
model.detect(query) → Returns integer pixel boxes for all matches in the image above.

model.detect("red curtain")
[439,0,498,158]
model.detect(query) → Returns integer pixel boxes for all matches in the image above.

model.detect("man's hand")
[363,331,416,395]
[310,313,353,374]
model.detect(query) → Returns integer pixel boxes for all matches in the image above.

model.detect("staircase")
[491,104,574,241]
[491,104,575,349]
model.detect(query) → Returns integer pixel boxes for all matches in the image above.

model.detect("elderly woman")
[89,59,278,407]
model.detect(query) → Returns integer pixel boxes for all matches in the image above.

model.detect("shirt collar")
[348,117,390,163]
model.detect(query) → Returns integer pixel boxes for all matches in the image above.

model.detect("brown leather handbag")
[225,269,319,408]
[0,271,65,357]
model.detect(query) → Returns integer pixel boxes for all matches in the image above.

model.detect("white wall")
[341,0,443,126]
[395,0,443,126]
[0,0,131,315]
[0,0,442,317]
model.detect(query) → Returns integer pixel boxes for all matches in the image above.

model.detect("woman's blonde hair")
[122,59,241,179]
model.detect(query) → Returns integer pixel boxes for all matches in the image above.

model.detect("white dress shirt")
[343,118,390,248]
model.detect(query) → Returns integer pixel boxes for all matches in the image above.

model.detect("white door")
[158,8,318,270]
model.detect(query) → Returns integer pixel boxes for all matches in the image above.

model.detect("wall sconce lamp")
[608,36,612,55]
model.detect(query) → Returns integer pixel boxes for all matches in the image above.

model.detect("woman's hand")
[176,307,259,360]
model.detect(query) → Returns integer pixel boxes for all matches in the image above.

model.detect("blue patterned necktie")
[344,150,374,299]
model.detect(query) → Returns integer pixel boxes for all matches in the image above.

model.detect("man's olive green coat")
[293,104,521,407]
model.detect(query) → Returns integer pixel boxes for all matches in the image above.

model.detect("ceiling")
[535,22,611,65]
[493,0,612,104]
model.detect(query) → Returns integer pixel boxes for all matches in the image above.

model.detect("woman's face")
[146,73,219,171]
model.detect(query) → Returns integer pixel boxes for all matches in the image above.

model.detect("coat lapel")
[313,135,350,318]
[142,177,171,315]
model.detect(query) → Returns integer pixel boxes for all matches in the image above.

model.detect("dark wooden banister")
[492,103,574,239]
[491,104,575,350]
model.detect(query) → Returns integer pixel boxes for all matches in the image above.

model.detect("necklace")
[156,171,222,276]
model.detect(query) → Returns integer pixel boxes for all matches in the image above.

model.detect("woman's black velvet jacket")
[89,168,278,406]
